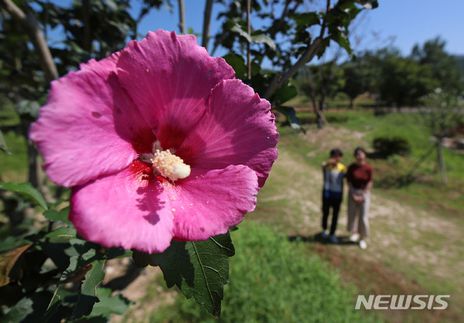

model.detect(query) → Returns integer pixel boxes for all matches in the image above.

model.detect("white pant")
[347,189,370,239]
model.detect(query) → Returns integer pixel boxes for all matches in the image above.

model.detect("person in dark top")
[320,148,346,243]
[346,147,373,250]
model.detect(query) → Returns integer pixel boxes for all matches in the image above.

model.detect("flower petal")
[116,30,235,149]
[171,165,259,241]
[70,161,174,253]
[178,79,278,187]
[30,56,153,187]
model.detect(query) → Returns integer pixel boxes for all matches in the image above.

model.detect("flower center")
[140,142,191,182]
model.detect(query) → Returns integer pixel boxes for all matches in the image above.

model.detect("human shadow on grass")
[288,232,358,246]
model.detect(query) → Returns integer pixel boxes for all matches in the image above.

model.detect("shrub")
[372,136,411,158]
[149,222,378,323]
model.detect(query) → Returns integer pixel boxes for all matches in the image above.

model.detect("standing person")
[321,148,346,243]
[346,147,373,250]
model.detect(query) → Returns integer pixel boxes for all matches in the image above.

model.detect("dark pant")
[322,191,342,235]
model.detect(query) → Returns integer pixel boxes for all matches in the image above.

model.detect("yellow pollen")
[152,149,191,181]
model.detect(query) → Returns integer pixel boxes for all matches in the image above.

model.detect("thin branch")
[264,38,322,99]
[177,0,186,34]
[246,0,251,79]
[201,0,213,49]
[1,0,58,83]
[267,0,293,37]
[264,0,331,99]
[82,0,91,53]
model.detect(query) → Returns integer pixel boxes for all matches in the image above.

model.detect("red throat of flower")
[137,140,191,182]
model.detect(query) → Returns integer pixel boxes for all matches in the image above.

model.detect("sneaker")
[320,231,328,239]
[329,235,339,244]
[349,233,360,242]
[359,240,367,250]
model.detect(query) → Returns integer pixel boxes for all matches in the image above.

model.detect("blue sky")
[135,0,464,56]
[357,0,464,55]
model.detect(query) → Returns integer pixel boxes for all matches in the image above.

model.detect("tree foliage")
[411,37,463,95]
[419,89,464,184]
[376,48,435,107]
[299,62,345,127]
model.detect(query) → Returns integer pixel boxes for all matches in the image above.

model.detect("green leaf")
[0,182,48,210]
[0,130,11,154]
[90,288,130,316]
[251,34,276,50]
[231,23,252,42]
[72,260,106,319]
[332,32,352,55]
[46,227,76,243]
[81,260,105,297]
[291,12,320,27]
[44,207,70,223]
[223,53,247,79]
[144,233,235,316]
[272,83,298,104]
[357,0,379,9]
[2,297,34,322]
[231,24,275,50]
[316,38,330,59]
[0,236,29,253]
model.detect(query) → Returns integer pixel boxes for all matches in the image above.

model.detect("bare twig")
[1,0,58,83]
[264,0,331,99]
[177,0,186,34]
[201,0,213,49]
[246,0,251,79]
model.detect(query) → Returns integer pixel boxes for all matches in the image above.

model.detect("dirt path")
[254,133,463,322]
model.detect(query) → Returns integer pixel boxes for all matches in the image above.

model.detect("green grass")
[0,131,27,182]
[0,105,27,182]
[0,104,21,128]
[149,222,380,323]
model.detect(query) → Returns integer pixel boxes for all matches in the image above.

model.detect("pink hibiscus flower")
[30,30,278,253]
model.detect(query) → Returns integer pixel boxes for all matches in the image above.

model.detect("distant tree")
[341,62,365,108]
[420,89,464,184]
[376,48,435,107]
[341,54,377,108]
[411,37,463,95]
[454,55,464,77]
[299,62,345,128]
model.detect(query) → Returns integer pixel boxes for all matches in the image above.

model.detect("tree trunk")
[177,0,186,34]
[310,95,326,129]
[349,97,354,109]
[21,119,53,201]
[310,96,318,123]
[317,97,326,129]
[82,0,91,53]
[201,0,213,49]
[20,120,39,188]
[436,138,448,184]
[316,111,325,129]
